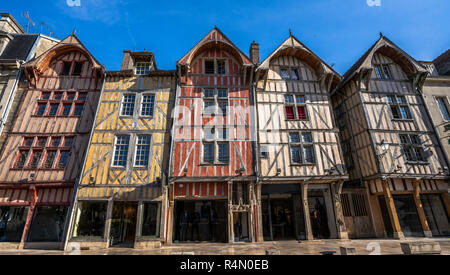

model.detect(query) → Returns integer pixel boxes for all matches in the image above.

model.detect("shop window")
[27,206,68,242]
[73,201,107,238]
[141,203,161,237]
[0,206,29,242]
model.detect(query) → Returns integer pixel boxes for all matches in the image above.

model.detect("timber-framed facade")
[66,51,176,249]
[0,33,104,249]
[331,35,450,239]
[254,34,349,242]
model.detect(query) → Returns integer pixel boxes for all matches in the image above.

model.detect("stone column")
[382,179,404,239]
[413,179,432,237]
[331,181,349,239]
[301,182,313,240]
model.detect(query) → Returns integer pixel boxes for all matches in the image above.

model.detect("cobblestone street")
[0,238,449,255]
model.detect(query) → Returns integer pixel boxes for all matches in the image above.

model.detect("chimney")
[250,41,259,64]
[121,50,133,71]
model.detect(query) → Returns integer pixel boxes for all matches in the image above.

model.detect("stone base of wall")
[23,242,63,250]
[67,240,108,251]
[134,240,162,249]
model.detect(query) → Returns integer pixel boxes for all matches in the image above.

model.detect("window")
[135,62,152,75]
[0,206,29,242]
[135,136,151,166]
[218,142,229,163]
[64,137,74,147]
[284,94,308,120]
[399,134,427,162]
[141,94,155,117]
[217,60,226,74]
[121,94,136,116]
[72,62,83,76]
[14,136,73,169]
[62,62,72,75]
[203,143,214,163]
[205,60,215,74]
[387,95,411,120]
[280,67,301,80]
[57,151,70,168]
[202,88,228,116]
[73,201,107,238]
[374,64,392,79]
[35,91,88,117]
[141,203,160,237]
[289,131,315,164]
[436,97,450,121]
[113,136,130,167]
[260,145,268,159]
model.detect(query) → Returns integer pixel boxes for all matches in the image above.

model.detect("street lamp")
[379,139,390,154]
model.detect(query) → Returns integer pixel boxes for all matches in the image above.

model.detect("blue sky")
[4,0,449,74]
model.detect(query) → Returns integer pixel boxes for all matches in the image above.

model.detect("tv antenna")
[22,12,37,33]
[40,21,55,37]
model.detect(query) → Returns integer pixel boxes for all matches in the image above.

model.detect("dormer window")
[62,62,72,76]
[374,64,392,79]
[135,62,152,75]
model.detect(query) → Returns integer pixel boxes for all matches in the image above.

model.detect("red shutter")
[297,106,306,120]
[285,106,294,120]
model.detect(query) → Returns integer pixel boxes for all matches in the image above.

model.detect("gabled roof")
[334,35,428,93]
[24,33,103,73]
[257,34,341,89]
[177,26,252,66]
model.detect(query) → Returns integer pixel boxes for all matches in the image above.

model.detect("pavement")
[0,237,449,255]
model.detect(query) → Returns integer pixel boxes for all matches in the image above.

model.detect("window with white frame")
[141,94,155,117]
[135,62,152,75]
[135,136,151,167]
[121,94,136,116]
[374,64,392,79]
[387,95,412,120]
[284,94,308,120]
[399,134,427,162]
[113,136,130,167]
[436,97,450,121]
[289,131,315,164]
[202,88,228,116]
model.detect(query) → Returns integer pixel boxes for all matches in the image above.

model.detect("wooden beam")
[330,181,349,239]
[301,182,314,240]
[413,179,432,237]
[381,179,404,239]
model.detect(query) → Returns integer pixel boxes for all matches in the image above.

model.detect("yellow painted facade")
[76,73,176,201]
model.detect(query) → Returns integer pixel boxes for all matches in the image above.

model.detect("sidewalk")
[0,238,449,255]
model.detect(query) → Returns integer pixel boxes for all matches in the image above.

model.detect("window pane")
[297,106,307,120]
[391,106,400,119]
[41,92,51,100]
[284,95,294,104]
[436,97,450,121]
[0,206,29,242]
[48,104,59,116]
[387,96,395,103]
[64,137,74,147]
[290,69,299,80]
[289,133,300,143]
[77,93,88,101]
[135,136,151,166]
[53,92,63,100]
[24,137,34,147]
[141,94,155,116]
[72,62,83,76]
[142,203,160,237]
[203,143,214,163]
[399,135,410,144]
[29,151,43,169]
[382,65,392,79]
[62,104,72,116]
[280,69,290,79]
[410,135,420,145]
[43,151,57,169]
[62,62,72,75]
[37,137,47,147]
[57,151,70,168]
[203,89,215,98]
[27,206,67,242]
[121,95,135,116]
[218,143,229,162]
[15,150,29,168]
[218,101,227,115]
[74,201,107,238]
[217,89,228,98]
[302,132,313,143]
[403,146,415,161]
[51,137,61,147]
[399,106,411,119]
[73,104,84,116]
[136,63,151,75]
[113,136,129,167]
[303,146,315,163]
[374,65,383,79]
[414,148,426,162]
[290,146,302,163]
[205,61,215,74]
[285,106,294,120]
[295,95,305,103]
[217,60,226,75]
[66,92,76,101]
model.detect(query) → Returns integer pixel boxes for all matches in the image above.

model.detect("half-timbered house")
[331,35,450,239]
[66,51,176,249]
[168,27,256,243]
[0,33,104,249]
[254,34,349,242]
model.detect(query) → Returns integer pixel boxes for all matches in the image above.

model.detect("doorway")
[233,212,250,242]
[421,194,450,236]
[308,195,331,239]
[262,195,299,241]
[109,201,138,247]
